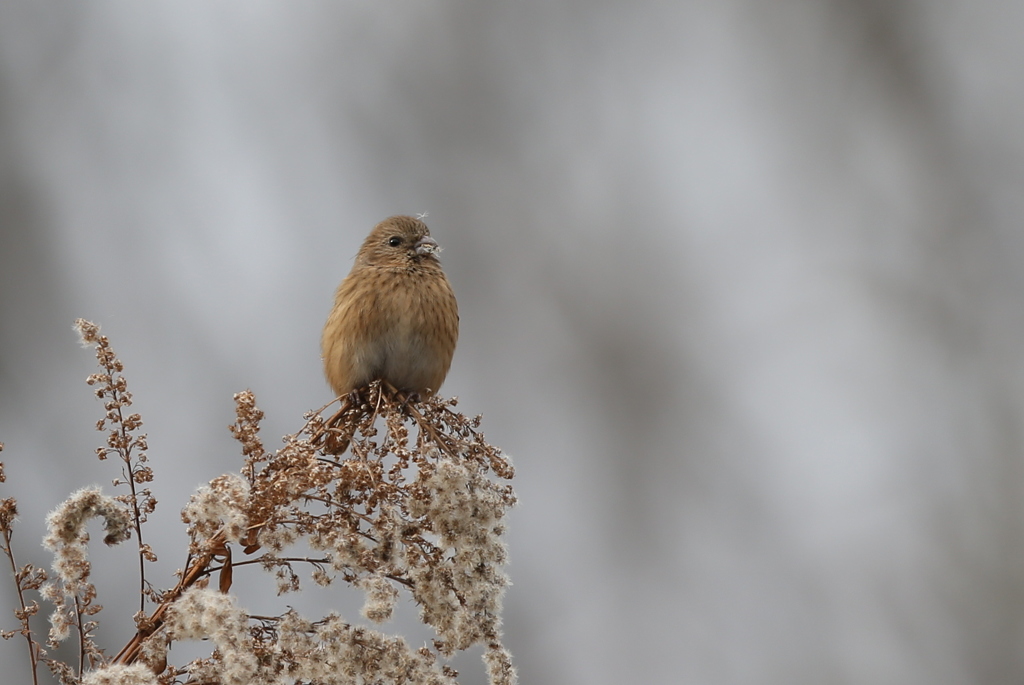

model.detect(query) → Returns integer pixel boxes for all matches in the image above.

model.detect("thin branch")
[73,595,86,678]
[111,392,148,615]
[0,522,41,685]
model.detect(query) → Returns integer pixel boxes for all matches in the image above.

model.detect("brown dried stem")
[0,464,44,685]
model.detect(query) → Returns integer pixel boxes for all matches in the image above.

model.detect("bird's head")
[355,215,444,269]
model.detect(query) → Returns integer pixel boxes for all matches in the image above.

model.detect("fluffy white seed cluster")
[80,664,158,685]
[408,457,512,654]
[42,487,132,644]
[165,587,258,685]
[161,590,457,685]
[309,525,367,571]
[180,473,250,546]
[44,487,133,559]
[358,572,400,623]
[273,611,455,685]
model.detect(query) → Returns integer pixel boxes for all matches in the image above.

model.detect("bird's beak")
[415,236,441,256]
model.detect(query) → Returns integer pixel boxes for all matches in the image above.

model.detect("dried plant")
[1,320,517,685]
[1,442,51,685]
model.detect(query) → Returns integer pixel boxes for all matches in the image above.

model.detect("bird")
[321,215,459,403]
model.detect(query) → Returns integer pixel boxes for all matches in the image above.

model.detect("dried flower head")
[181,473,251,549]
[80,663,158,685]
[165,588,258,685]
[44,488,132,553]
[41,487,130,657]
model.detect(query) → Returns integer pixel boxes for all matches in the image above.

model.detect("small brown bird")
[321,216,459,400]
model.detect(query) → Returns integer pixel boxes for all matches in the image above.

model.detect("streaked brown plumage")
[321,216,459,400]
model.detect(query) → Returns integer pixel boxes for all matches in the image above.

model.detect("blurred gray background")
[2,2,1024,683]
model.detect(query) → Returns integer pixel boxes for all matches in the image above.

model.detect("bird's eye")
[388,236,402,247]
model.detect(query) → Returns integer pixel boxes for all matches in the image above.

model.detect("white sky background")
[2,2,1024,683]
